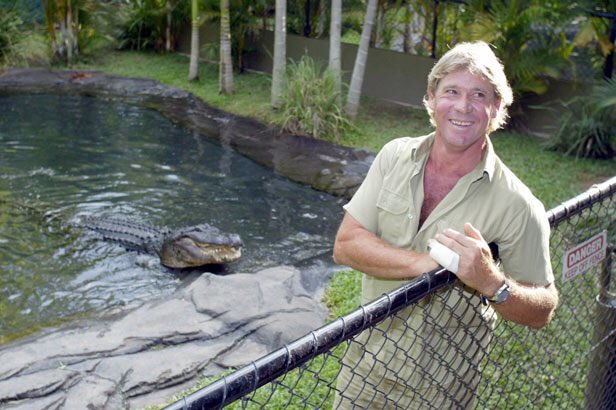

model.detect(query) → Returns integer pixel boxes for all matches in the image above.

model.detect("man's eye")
[445,89,456,94]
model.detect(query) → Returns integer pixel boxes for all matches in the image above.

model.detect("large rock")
[0,266,327,409]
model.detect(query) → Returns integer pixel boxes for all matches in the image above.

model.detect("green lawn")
[78,51,614,211]
[76,50,614,409]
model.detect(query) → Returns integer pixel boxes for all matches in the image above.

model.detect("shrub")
[546,79,616,159]
[0,8,22,65]
[281,55,352,142]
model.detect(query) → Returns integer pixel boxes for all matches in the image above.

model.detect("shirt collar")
[411,132,496,181]
[480,137,497,181]
[410,132,436,162]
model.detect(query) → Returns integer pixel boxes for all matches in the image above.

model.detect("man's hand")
[435,222,504,297]
[435,222,559,329]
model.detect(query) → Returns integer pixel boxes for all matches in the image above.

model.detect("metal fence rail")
[166,176,616,409]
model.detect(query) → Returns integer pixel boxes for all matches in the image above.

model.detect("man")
[332,42,559,409]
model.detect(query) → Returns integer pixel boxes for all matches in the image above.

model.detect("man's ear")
[426,91,436,110]
[491,98,502,118]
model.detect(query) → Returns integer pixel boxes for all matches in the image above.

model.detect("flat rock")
[0,266,327,409]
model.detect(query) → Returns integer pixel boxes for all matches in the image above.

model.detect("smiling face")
[427,69,501,153]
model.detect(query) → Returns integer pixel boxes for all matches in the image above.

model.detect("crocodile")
[81,216,243,268]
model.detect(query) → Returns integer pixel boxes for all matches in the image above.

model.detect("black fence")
[166,176,616,409]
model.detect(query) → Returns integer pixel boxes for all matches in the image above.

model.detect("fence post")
[584,245,616,409]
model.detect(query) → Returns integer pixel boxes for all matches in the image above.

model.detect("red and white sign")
[562,231,608,283]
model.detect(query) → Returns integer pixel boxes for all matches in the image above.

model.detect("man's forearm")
[491,280,559,329]
[333,213,438,280]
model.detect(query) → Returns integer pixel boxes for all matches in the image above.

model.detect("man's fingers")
[463,222,483,241]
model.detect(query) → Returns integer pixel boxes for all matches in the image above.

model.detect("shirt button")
[407,214,414,220]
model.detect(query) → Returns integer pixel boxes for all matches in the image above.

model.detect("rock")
[0,266,327,409]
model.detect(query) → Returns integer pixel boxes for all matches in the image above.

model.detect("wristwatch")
[484,278,510,305]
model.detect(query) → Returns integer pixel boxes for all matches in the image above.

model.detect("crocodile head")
[159,224,243,268]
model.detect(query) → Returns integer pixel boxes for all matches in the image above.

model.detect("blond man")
[333,42,558,409]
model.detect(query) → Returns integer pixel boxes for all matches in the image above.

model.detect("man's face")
[428,69,500,152]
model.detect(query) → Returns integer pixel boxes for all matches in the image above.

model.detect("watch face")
[489,279,510,304]
[494,287,510,304]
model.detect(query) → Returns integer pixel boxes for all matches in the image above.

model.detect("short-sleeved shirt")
[344,133,553,301]
[335,133,553,409]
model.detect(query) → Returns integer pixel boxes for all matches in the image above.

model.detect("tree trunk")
[188,0,199,82]
[166,0,172,52]
[271,0,286,109]
[345,0,377,119]
[316,0,327,38]
[219,0,234,94]
[374,1,384,48]
[329,0,342,102]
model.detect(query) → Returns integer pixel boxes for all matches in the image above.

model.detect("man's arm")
[333,212,438,280]
[436,223,559,329]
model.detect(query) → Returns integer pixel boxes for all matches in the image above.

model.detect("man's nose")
[455,94,472,113]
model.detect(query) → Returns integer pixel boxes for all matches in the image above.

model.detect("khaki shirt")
[344,133,553,302]
[335,133,553,409]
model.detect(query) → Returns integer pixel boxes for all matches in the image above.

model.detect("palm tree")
[165,0,179,52]
[43,0,80,65]
[188,0,200,81]
[345,0,378,119]
[458,0,575,123]
[219,0,234,93]
[329,0,342,101]
[271,0,286,109]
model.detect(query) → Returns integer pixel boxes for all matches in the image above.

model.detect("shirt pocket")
[376,188,412,246]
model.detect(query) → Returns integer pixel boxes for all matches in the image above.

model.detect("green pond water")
[0,93,344,343]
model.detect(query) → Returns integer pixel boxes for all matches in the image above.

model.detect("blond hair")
[423,41,514,133]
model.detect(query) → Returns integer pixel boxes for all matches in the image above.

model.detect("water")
[0,94,345,343]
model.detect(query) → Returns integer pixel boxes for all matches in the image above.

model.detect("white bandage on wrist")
[428,239,459,274]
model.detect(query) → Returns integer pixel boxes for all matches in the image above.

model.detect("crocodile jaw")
[159,236,243,268]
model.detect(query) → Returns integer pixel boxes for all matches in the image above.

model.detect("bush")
[0,8,22,65]
[0,7,49,68]
[546,79,616,159]
[281,55,352,142]
[117,0,188,52]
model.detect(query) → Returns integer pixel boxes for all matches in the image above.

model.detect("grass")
[75,51,614,210]
[60,50,615,408]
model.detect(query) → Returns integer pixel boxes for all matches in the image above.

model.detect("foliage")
[572,0,616,78]
[546,79,616,159]
[0,2,50,67]
[0,0,43,23]
[197,0,266,72]
[41,0,127,65]
[0,7,23,65]
[457,0,575,108]
[117,0,188,52]
[281,55,352,142]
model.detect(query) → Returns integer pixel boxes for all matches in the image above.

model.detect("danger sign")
[562,231,608,283]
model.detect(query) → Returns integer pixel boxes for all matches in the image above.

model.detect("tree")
[188,0,200,81]
[329,0,342,100]
[165,0,179,52]
[43,0,79,64]
[271,0,286,109]
[345,0,378,119]
[458,0,575,124]
[219,0,234,93]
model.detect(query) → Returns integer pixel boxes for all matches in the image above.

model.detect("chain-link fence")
[166,176,616,410]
